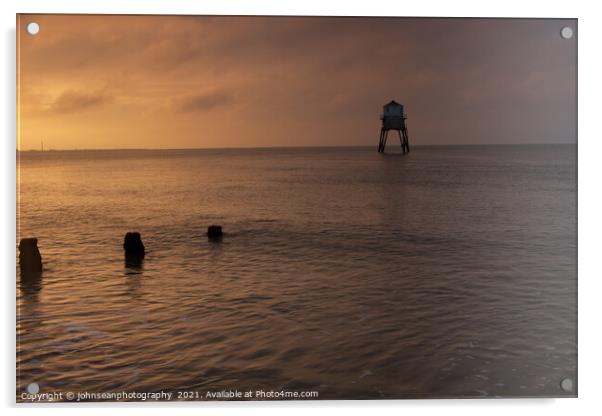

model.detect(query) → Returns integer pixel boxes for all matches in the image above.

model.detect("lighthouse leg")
[383,130,389,153]
[397,130,405,154]
[378,129,384,153]
[402,127,410,153]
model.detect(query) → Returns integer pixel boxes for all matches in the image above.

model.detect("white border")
[2,1,601,415]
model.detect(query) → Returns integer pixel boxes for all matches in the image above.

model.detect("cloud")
[52,90,113,114]
[172,90,234,113]
[18,15,576,148]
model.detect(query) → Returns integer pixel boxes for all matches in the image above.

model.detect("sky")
[17,15,576,150]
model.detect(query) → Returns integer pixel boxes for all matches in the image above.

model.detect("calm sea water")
[16,145,577,400]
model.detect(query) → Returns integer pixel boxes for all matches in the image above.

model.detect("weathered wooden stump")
[207,225,223,241]
[123,232,145,257]
[18,238,42,273]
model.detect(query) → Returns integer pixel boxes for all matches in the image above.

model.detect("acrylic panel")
[16,14,577,402]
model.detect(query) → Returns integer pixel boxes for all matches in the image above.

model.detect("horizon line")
[16,142,576,152]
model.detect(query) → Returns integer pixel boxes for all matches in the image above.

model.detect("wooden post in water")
[378,100,410,154]
[123,232,145,268]
[207,225,223,241]
[19,238,43,273]
[123,232,145,256]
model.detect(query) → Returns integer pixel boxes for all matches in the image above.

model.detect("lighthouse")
[378,100,410,154]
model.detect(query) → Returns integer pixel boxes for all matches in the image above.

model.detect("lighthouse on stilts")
[378,100,410,154]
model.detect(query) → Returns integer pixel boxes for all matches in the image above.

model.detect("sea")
[16,145,577,400]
